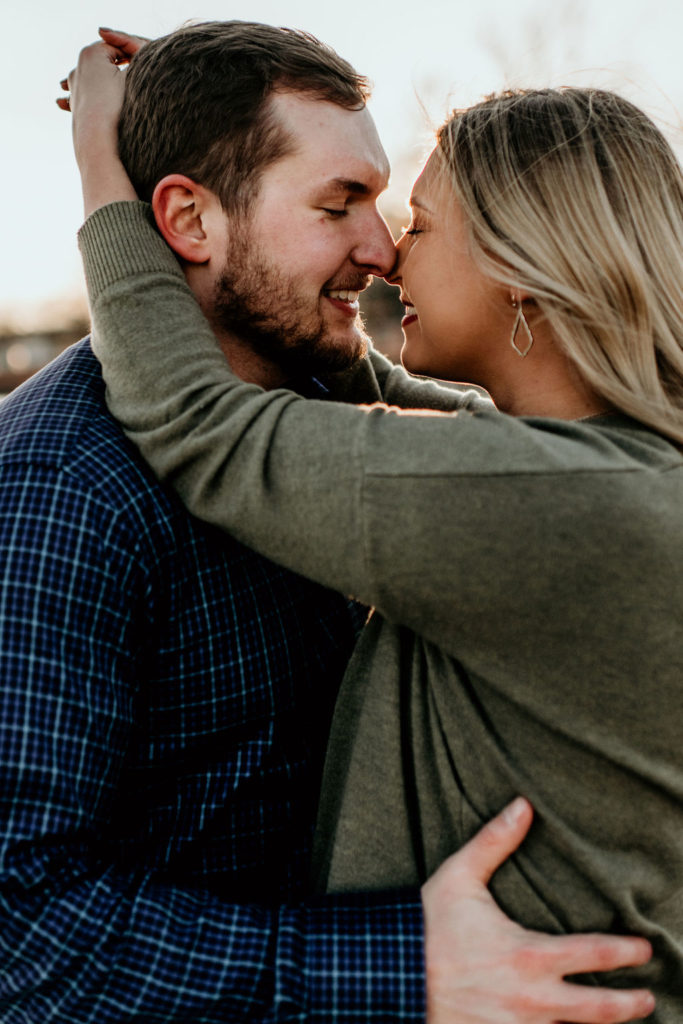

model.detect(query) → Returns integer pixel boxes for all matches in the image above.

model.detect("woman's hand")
[58,29,146,217]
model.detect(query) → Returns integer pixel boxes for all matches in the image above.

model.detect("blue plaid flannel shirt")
[0,340,424,1022]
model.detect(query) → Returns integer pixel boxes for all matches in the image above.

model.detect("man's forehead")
[270,91,390,189]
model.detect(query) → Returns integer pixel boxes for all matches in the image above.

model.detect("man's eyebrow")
[322,177,373,196]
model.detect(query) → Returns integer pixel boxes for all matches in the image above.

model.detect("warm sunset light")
[2,9,682,1017]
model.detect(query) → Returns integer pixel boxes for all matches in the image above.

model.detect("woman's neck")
[484,322,614,420]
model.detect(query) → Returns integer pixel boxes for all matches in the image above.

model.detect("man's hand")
[422,798,655,1023]
[58,29,145,217]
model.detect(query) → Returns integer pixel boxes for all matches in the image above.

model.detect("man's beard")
[211,235,371,378]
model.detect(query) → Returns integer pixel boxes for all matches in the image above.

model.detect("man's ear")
[151,174,216,264]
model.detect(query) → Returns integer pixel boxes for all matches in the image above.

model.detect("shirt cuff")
[279,889,425,1021]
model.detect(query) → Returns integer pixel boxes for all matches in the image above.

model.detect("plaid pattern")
[0,340,424,1022]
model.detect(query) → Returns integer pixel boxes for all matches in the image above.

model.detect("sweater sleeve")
[80,202,595,646]
[325,343,493,413]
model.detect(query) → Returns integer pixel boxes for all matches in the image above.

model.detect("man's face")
[210,91,395,377]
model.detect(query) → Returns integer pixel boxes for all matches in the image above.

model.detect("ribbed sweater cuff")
[77,201,184,306]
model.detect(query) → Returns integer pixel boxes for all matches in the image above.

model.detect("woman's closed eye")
[401,218,425,237]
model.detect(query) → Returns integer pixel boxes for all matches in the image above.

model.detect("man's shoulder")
[0,337,111,459]
[0,338,169,516]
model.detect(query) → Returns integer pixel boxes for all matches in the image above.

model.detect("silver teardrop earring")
[510,298,534,357]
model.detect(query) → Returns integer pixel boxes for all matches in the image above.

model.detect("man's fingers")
[547,932,653,976]
[503,933,653,982]
[422,801,656,1023]
[500,934,654,1021]
[446,797,534,888]
[555,981,655,1024]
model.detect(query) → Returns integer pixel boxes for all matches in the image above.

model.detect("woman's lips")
[402,306,418,327]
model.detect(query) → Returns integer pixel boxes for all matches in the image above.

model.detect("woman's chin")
[400,338,440,379]
[400,338,426,376]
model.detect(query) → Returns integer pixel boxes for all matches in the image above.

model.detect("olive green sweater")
[80,202,683,1016]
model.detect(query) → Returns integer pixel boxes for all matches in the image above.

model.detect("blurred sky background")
[4,0,683,329]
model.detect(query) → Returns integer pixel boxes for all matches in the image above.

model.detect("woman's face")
[389,151,512,385]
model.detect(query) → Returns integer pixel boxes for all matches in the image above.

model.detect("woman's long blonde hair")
[438,88,683,443]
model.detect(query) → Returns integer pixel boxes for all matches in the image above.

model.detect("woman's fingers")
[56,73,73,110]
[98,27,149,59]
[57,40,128,115]
[57,28,146,114]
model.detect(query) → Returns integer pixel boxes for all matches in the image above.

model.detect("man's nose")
[352,213,396,277]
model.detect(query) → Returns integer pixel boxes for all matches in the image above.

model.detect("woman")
[68,36,682,1017]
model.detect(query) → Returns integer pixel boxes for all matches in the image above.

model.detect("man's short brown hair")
[119,20,371,215]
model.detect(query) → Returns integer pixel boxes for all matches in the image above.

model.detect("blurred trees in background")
[0,322,88,397]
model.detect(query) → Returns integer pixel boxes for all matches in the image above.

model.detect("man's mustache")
[323,275,371,293]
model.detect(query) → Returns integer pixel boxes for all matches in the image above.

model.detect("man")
[0,22,651,1023]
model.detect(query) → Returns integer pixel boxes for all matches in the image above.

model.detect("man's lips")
[324,288,361,317]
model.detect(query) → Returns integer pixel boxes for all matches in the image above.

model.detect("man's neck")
[216,335,290,391]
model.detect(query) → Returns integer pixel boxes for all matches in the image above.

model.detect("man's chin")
[311,327,368,375]
[214,307,369,378]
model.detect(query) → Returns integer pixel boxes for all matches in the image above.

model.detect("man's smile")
[324,288,361,314]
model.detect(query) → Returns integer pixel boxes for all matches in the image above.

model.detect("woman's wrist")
[64,37,140,217]
[79,148,137,218]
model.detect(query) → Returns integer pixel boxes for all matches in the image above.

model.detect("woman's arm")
[81,201,383,603]
[326,343,493,410]
[62,34,491,417]
[64,38,660,1024]
[69,37,620,648]
[80,200,579,640]
[60,30,141,216]
[64,36,495,626]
